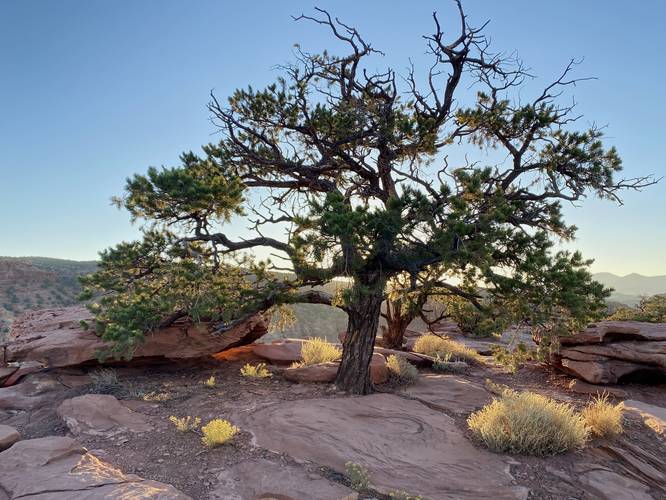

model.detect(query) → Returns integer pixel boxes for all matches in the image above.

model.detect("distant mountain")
[593,272,666,306]
[0,257,97,336]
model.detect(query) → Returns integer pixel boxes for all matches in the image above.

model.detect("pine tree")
[82,3,654,393]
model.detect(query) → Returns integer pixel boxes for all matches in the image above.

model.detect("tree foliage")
[82,3,652,393]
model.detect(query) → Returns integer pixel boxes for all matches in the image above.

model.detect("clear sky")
[1,1,664,275]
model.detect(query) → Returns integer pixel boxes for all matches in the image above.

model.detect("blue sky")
[1,1,664,275]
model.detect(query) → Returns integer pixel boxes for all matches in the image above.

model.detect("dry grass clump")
[467,388,588,456]
[299,337,342,366]
[240,363,272,378]
[203,375,216,387]
[412,334,479,362]
[169,415,201,432]
[89,367,120,393]
[581,395,624,438]
[386,354,419,385]
[201,419,239,447]
[432,353,469,373]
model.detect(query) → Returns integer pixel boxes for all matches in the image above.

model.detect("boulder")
[210,458,354,500]
[553,321,666,384]
[236,394,527,499]
[0,372,67,411]
[57,394,153,437]
[0,425,20,451]
[402,374,491,414]
[253,339,306,364]
[0,436,191,499]
[283,353,388,384]
[6,305,269,369]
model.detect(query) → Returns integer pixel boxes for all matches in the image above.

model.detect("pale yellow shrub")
[467,389,588,455]
[581,395,624,438]
[412,334,479,362]
[386,354,418,385]
[201,419,239,447]
[299,337,342,366]
[169,415,201,432]
[240,363,272,378]
[203,375,216,387]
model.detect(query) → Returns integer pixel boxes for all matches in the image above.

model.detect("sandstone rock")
[402,374,491,414]
[576,466,654,500]
[568,379,628,398]
[0,372,66,411]
[6,305,269,368]
[0,425,20,451]
[553,321,666,384]
[237,394,528,499]
[210,458,354,500]
[253,339,305,364]
[373,347,434,367]
[57,394,153,436]
[283,353,388,384]
[0,436,191,499]
[1,360,44,387]
[624,400,666,435]
[0,367,18,386]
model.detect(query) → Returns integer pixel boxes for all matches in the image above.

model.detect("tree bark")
[335,274,386,394]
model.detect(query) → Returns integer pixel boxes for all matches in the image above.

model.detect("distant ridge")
[592,272,666,306]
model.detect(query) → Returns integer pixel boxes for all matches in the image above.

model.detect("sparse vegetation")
[89,367,120,393]
[169,415,201,432]
[412,334,480,363]
[432,353,468,373]
[581,395,624,438]
[201,419,239,447]
[492,343,534,374]
[240,363,272,378]
[345,461,370,491]
[608,294,666,322]
[298,337,342,366]
[203,375,217,387]
[142,391,171,402]
[386,354,419,385]
[467,388,589,456]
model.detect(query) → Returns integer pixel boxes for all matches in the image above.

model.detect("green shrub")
[299,337,341,366]
[467,388,588,455]
[492,343,534,374]
[581,395,624,438]
[240,363,272,378]
[386,354,418,385]
[201,419,239,447]
[345,461,369,491]
[413,334,480,362]
[432,353,468,373]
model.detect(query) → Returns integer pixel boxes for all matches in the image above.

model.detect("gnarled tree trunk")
[335,273,386,394]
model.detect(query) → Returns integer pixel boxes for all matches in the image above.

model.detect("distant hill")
[593,272,666,306]
[0,257,97,337]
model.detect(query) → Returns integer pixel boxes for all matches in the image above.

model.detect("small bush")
[169,415,201,432]
[201,419,239,447]
[413,334,479,362]
[143,391,171,402]
[432,353,468,373]
[345,461,369,491]
[240,363,272,378]
[467,388,588,456]
[203,375,216,387]
[299,337,342,366]
[386,354,419,385]
[89,367,120,393]
[493,343,534,374]
[581,395,624,438]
